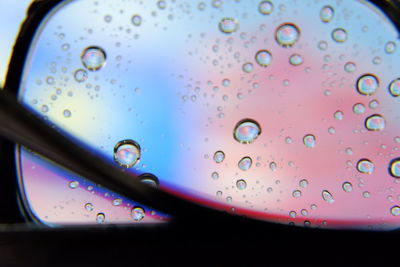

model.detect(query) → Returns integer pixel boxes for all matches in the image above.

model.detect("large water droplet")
[320,6,334,23]
[275,23,300,47]
[255,50,272,67]
[113,140,141,168]
[389,78,400,97]
[365,114,385,131]
[139,173,160,188]
[238,157,252,171]
[303,134,316,148]
[391,206,400,216]
[357,74,379,95]
[342,182,353,192]
[131,206,145,221]
[81,46,106,71]
[322,190,334,203]
[236,179,247,190]
[213,151,225,163]
[357,159,375,174]
[389,158,400,178]
[96,213,105,223]
[233,119,261,144]
[332,28,347,43]
[258,1,274,15]
[219,18,239,34]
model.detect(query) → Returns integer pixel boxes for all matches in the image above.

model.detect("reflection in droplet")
[353,103,366,114]
[255,50,272,67]
[332,28,347,43]
[219,18,239,34]
[81,46,106,71]
[131,206,145,221]
[344,62,356,73]
[69,181,79,189]
[292,190,302,198]
[357,74,379,95]
[333,110,343,120]
[389,78,400,97]
[322,190,334,203]
[385,41,396,54]
[289,54,303,66]
[365,114,385,131]
[139,173,160,188]
[391,206,400,216]
[320,6,334,23]
[236,179,247,190]
[214,151,225,163]
[238,157,252,171]
[342,182,353,192]
[275,23,300,47]
[303,134,316,148]
[259,1,274,15]
[357,159,375,174]
[299,179,308,188]
[389,158,400,178]
[85,203,93,211]
[233,119,261,144]
[242,62,254,73]
[131,15,142,26]
[113,140,141,168]
[96,213,105,224]
[74,69,88,83]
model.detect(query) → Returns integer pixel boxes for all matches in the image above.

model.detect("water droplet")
[269,162,277,171]
[389,158,400,178]
[344,62,356,73]
[372,56,381,65]
[320,6,334,23]
[219,18,239,34]
[139,173,160,188]
[242,62,254,73]
[255,50,272,67]
[285,136,293,144]
[258,1,274,15]
[363,191,371,198]
[275,23,300,47]
[85,203,93,211]
[389,78,400,97]
[342,182,353,192]
[112,198,122,206]
[332,28,347,43]
[328,127,336,134]
[385,41,396,54]
[131,206,145,221]
[104,15,112,23]
[96,213,105,223]
[222,79,231,87]
[318,41,328,51]
[41,105,49,113]
[353,103,366,114]
[289,211,296,218]
[322,190,334,203]
[292,190,302,198]
[233,119,261,144]
[289,54,303,66]
[213,151,225,163]
[357,159,375,174]
[238,157,252,171]
[113,140,141,168]
[211,171,219,180]
[301,209,308,216]
[69,181,79,189]
[365,114,385,131]
[334,110,343,120]
[216,190,222,197]
[299,179,308,188]
[81,46,106,71]
[131,15,142,26]
[212,0,222,8]
[157,0,166,9]
[63,109,71,118]
[356,74,379,96]
[391,206,400,216]
[74,69,88,83]
[345,147,353,155]
[303,134,316,148]
[394,137,400,143]
[236,179,247,190]
[368,99,379,109]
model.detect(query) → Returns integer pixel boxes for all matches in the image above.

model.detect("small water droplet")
[255,50,272,67]
[365,114,385,131]
[389,158,400,178]
[332,28,347,43]
[353,103,365,114]
[299,179,308,188]
[322,190,334,203]
[303,134,316,148]
[292,190,302,198]
[344,62,356,73]
[289,211,296,218]
[233,119,261,144]
[357,74,379,96]
[236,179,247,190]
[131,15,142,26]
[219,18,239,34]
[369,99,379,109]
[212,0,222,8]
[63,109,71,118]
[289,53,303,66]
[112,198,122,206]
[85,203,93,211]
[301,209,308,216]
[69,181,79,189]
[269,162,277,171]
[131,206,145,221]
[74,69,88,83]
[391,206,400,216]
[211,171,219,180]
[385,41,396,54]
[139,173,160,188]
[104,15,112,23]
[363,191,371,198]
[157,0,166,9]
[213,151,225,163]
[328,127,336,134]
[334,110,343,120]
[81,46,106,71]
[242,62,254,73]
[285,136,293,144]
[258,1,274,15]
[372,56,381,65]
[238,157,252,171]
[389,78,400,97]
[320,5,334,23]
[275,23,300,47]
[113,140,141,168]
[96,213,105,223]
[357,159,375,174]
[342,182,353,192]
[318,41,328,51]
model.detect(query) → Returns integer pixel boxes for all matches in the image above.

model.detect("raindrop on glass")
[353,103,365,114]
[236,179,247,190]
[211,171,219,180]
[69,181,79,189]
[63,109,71,118]
[233,119,261,144]
[356,74,379,96]
[322,190,334,203]
[81,46,106,71]
[332,28,347,43]
[299,179,308,188]
[320,6,334,23]
[389,158,400,178]
[113,140,141,168]
[242,62,254,73]
[385,41,396,54]
[318,41,328,51]
[365,114,385,131]
[255,50,272,67]
[292,190,302,198]
[391,206,400,216]
[85,203,93,211]
[238,157,252,171]
[344,62,356,73]
[219,18,239,34]
[112,198,122,206]
[96,213,105,223]
[389,78,400,97]
[357,159,375,174]
[334,110,343,120]
[269,162,277,171]
[139,173,160,188]
[275,23,300,47]
[131,15,142,26]
[213,151,225,163]
[258,1,274,15]
[342,182,353,192]
[303,134,316,148]
[131,206,145,221]
[289,54,303,66]
[74,69,88,83]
